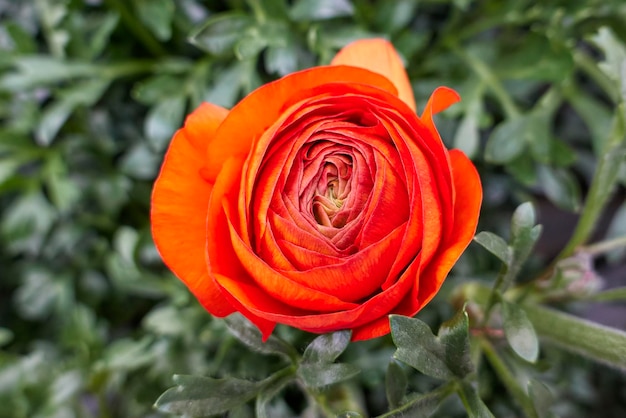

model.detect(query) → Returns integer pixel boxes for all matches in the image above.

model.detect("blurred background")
[1,0,625,417]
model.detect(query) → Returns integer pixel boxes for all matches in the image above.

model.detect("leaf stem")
[556,104,626,260]
[478,337,537,418]
[574,50,619,103]
[451,45,521,119]
[522,303,626,371]
[581,234,626,256]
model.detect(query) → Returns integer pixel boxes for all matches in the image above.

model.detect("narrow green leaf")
[537,165,582,212]
[0,328,14,347]
[189,13,253,56]
[501,300,539,363]
[453,107,480,159]
[390,315,452,380]
[473,231,511,265]
[523,303,626,371]
[224,314,297,361]
[133,0,174,41]
[528,379,554,418]
[379,388,448,418]
[526,112,553,164]
[297,363,360,389]
[457,381,494,418]
[511,202,536,236]
[302,330,351,364]
[385,360,407,410]
[144,96,186,152]
[290,0,354,21]
[484,116,528,164]
[155,375,261,416]
[36,78,110,146]
[439,307,474,379]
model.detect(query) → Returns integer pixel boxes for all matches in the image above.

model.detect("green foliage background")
[1,0,625,417]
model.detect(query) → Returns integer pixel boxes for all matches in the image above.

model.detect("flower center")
[311,155,353,228]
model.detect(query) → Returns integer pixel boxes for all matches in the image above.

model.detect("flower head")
[151,39,482,340]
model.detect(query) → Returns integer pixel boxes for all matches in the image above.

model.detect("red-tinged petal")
[151,103,233,316]
[203,66,398,182]
[331,38,417,112]
[417,149,482,306]
[206,155,249,279]
[420,86,461,138]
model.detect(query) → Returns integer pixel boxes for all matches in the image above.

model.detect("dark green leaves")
[501,300,539,363]
[302,330,351,363]
[224,314,297,361]
[189,14,254,56]
[298,331,360,389]
[290,0,354,21]
[155,375,263,416]
[391,307,473,380]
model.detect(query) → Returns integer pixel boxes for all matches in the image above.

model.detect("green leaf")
[290,0,354,21]
[189,13,254,56]
[255,369,295,418]
[0,328,14,347]
[385,360,407,409]
[265,43,300,76]
[0,56,96,91]
[453,105,481,159]
[133,0,174,41]
[36,78,110,146]
[528,379,555,418]
[526,112,552,164]
[374,0,418,34]
[484,116,529,164]
[224,314,297,361]
[302,330,351,364]
[380,388,447,418]
[473,231,511,265]
[155,375,262,416]
[144,95,186,152]
[391,315,452,380]
[511,202,536,237]
[457,381,495,418]
[501,300,539,363]
[132,74,186,105]
[590,27,626,84]
[496,33,573,81]
[537,165,582,212]
[297,363,360,389]
[391,307,473,380]
[438,308,474,379]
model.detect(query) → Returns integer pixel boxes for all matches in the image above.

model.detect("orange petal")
[420,86,461,137]
[331,38,417,112]
[203,66,398,182]
[151,102,234,316]
[417,149,482,306]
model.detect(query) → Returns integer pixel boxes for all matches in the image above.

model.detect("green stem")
[479,338,538,418]
[104,0,167,57]
[523,303,626,371]
[582,287,626,302]
[556,103,626,260]
[451,45,521,119]
[581,235,626,256]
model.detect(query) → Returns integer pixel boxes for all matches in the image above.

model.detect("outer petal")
[151,102,234,316]
[331,38,417,112]
[417,149,482,306]
[420,86,461,138]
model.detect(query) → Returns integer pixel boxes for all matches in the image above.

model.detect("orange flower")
[151,39,482,341]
